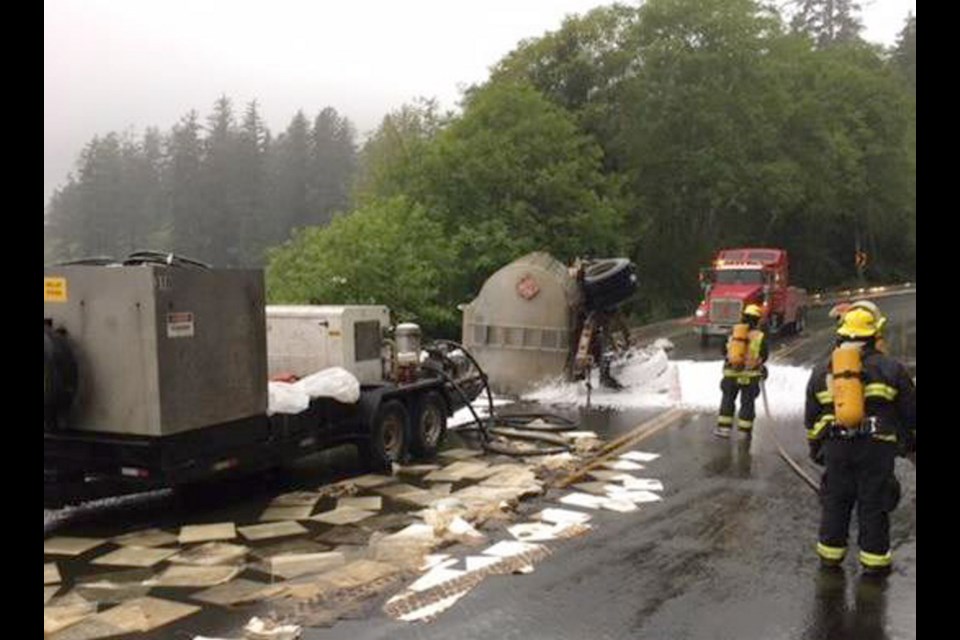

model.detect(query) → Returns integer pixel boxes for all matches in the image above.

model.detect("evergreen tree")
[790,0,863,47]
[236,100,270,264]
[201,95,241,265]
[271,111,312,235]
[168,111,205,260]
[310,107,357,226]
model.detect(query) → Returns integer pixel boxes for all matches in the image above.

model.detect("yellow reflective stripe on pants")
[724,369,761,379]
[817,542,846,561]
[864,383,898,400]
[738,419,753,431]
[808,415,834,440]
[859,550,892,567]
[718,416,733,425]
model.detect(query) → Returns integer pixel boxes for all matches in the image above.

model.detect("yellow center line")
[555,408,689,488]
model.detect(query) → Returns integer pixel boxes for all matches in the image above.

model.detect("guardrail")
[628,282,915,340]
[808,282,916,306]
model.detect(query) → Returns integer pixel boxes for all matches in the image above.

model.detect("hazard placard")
[516,275,540,300]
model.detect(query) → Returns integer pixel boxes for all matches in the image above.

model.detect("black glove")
[809,441,824,465]
[761,365,769,380]
[906,429,916,454]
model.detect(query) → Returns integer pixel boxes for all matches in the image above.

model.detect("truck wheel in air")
[582,259,638,311]
[361,399,409,472]
[409,392,447,458]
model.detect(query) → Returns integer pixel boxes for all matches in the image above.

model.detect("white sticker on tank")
[167,312,195,338]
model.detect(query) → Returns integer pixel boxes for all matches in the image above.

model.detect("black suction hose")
[423,340,572,456]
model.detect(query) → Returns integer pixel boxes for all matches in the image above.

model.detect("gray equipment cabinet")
[43,265,268,436]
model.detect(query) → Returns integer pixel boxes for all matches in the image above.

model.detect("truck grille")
[710,299,742,324]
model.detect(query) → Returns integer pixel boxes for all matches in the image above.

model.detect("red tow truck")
[692,247,807,344]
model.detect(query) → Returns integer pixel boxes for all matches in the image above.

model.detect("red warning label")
[166,312,195,338]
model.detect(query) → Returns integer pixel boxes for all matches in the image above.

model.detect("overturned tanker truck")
[43,252,482,508]
[461,252,638,395]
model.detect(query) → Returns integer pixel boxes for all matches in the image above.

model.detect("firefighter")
[715,304,768,438]
[805,304,916,575]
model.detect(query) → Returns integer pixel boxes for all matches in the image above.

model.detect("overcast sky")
[43,0,916,204]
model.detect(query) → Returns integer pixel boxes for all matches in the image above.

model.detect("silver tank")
[395,322,422,366]
[461,252,581,395]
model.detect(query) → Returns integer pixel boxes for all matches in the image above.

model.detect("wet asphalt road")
[45,292,916,640]
[313,292,916,640]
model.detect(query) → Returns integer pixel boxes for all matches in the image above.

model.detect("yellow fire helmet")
[743,304,763,318]
[849,299,887,335]
[837,306,879,338]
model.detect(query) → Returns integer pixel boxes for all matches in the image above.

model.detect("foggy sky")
[44,0,916,205]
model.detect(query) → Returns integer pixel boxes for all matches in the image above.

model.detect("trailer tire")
[361,400,409,472]
[583,259,638,310]
[409,392,447,459]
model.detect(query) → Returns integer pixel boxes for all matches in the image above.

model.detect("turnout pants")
[817,438,899,569]
[718,376,760,431]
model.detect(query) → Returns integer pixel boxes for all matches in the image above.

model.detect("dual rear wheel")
[361,393,447,471]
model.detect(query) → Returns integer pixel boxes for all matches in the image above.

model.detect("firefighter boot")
[714,416,733,438]
[859,550,893,578]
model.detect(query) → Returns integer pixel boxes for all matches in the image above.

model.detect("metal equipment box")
[266,305,390,384]
[43,265,268,436]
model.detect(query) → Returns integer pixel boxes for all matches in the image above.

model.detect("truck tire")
[583,259,638,311]
[795,309,806,334]
[361,399,408,472]
[409,392,447,458]
[769,314,783,334]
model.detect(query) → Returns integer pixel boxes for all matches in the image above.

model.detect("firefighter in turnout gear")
[715,304,768,438]
[805,303,916,575]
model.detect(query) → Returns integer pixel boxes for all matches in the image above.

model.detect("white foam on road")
[525,345,674,408]
[448,397,513,429]
[674,360,810,419]
[519,345,812,419]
